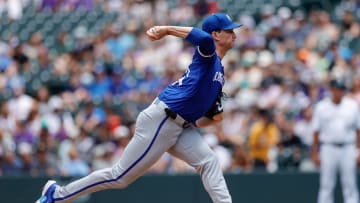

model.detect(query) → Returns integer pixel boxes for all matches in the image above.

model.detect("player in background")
[311,79,360,203]
[35,13,241,203]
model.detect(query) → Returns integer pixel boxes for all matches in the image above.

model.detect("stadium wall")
[0,172,349,203]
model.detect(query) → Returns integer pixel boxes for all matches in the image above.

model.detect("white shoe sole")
[35,180,56,203]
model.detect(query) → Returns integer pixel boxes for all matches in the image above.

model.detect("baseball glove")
[205,93,224,120]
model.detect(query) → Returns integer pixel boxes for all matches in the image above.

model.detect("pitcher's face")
[217,29,236,49]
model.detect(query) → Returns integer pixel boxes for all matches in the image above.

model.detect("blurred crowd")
[0,0,360,177]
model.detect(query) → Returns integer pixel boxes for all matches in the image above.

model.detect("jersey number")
[172,68,190,86]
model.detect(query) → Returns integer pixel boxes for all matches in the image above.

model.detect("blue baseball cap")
[202,13,242,33]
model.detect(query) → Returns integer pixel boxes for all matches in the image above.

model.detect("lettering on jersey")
[172,68,190,86]
[213,72,225,86]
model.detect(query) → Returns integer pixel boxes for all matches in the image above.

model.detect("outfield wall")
[0,172,349,203]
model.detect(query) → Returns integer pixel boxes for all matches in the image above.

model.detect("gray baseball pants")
[318,144,359,203]
[52,99,232,203]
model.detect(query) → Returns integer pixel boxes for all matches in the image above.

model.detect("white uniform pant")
[52,102,232,203]
[318,144,359,203]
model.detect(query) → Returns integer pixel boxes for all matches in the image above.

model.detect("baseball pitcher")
[36,13,241,203]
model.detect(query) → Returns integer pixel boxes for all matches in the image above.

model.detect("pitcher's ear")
[211,30,221,40]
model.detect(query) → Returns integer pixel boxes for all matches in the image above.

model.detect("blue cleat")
[35,180,57,203]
